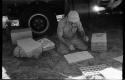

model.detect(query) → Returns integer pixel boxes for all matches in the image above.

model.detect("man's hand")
[69,44,75,51]
[77,21,89,42]
[84,36,89,42]
[79,30,89,42]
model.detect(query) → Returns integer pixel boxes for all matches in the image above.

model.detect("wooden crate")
[11,28,32,45]
[91,33,107,52]
[17,38,42,58]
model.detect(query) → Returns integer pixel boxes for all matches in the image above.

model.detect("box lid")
[91,33,107,43]
[17,38,41,53]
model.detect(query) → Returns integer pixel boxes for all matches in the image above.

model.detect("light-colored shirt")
[57,17,84,39]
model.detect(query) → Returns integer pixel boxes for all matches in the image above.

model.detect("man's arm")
[57,19,71,46]
[77,22,89,42]
[77,22,86,39]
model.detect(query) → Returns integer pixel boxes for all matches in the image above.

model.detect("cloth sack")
[13,46,42,58]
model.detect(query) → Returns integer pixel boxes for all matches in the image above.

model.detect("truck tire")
[19,6,57,38]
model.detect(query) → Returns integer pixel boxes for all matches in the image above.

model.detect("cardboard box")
[37,38,55,51]
[11,28,32,44]
[17,38,42,58]
[91,33,107,52]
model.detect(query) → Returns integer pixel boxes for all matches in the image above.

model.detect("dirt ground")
[2,15,123,79]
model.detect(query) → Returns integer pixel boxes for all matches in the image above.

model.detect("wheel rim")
[28,14,49,33]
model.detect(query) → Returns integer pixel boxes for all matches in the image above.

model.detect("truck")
[2,0,123,37]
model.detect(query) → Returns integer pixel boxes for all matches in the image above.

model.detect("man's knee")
[71,39,88,50]
[75,42,88,50]
[57,43,69,55]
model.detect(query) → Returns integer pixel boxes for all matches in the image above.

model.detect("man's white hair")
[68,10,80,23]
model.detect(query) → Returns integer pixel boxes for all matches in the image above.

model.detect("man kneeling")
[57,10,88,54]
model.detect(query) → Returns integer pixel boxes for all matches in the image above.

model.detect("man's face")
[69,21,78,28]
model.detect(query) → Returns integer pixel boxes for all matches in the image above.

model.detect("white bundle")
[2,16,9,29]
[13,46,42,58]
[84,72,105,80]
[37,38,55,51]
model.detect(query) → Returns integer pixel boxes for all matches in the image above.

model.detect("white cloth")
[2,16,9,29]
[2,67,10,79]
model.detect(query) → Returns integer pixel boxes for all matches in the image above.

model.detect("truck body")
[2,0,123,37]
[2,0,64,16]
